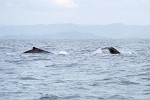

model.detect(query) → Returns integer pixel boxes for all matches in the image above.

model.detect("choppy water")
[0,39,150,100]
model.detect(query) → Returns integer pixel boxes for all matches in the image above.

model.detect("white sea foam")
[92,48,103,54]
[120,50,132,54]
[6,52,16,56]
[59,51,69,55]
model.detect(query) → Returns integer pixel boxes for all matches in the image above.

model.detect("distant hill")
[0,23,150,39]
[49,31,99,39]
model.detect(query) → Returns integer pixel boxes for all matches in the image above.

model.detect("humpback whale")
[102,47,120,54]
[24,47,50,53]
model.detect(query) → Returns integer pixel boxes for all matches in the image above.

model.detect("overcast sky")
[0,0,150,25]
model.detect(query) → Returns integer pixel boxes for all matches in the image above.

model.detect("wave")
[38,94,60,100]
[45,63,78,68]
[20,77,39,80]
[119,79,139,85]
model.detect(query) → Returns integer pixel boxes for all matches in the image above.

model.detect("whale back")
[108,47,120,54]
[24,47,50,53]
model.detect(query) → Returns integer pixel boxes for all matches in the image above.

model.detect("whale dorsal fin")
[33,47,38,50]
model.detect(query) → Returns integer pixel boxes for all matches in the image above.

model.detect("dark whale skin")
[108,47,120,54]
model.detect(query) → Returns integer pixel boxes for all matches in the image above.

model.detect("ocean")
[0,39,150,100]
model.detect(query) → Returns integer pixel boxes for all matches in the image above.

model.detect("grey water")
[0,39,150,100]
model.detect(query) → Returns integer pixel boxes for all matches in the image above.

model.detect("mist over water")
[0,39,150,100]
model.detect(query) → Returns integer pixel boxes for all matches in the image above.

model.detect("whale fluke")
[24,47,50,53]
[102,47,120,54]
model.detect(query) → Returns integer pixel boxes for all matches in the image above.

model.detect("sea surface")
[0,39,150,100]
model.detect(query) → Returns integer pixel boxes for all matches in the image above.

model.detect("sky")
[0,0,150,25]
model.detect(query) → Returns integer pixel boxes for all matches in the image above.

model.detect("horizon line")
[1,23,150,27]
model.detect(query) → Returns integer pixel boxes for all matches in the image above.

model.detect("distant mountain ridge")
[0,23,150,39]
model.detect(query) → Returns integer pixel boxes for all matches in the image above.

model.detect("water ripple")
[38,94,60,100]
